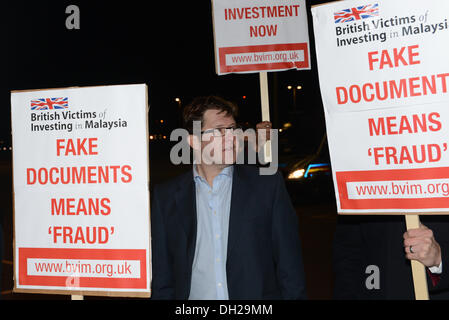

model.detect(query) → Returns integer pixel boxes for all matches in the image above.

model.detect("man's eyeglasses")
[200,125,242,137]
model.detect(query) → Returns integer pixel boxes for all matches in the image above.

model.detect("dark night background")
[0,0,339,301]
[3,0,328,148]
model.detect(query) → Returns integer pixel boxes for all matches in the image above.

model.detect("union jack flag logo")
[334,4,379,23]
[30,97,69,110]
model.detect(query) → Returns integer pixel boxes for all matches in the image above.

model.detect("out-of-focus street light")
[287,85,302,110]
[288,168,305,180]
[174,97,183,127]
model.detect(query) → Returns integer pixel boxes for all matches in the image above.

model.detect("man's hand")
[256,121,272,141]
[255,121,272,152]
[403,224,442,268]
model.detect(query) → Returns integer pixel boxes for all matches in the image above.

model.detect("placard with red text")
[212,0,311,74]
[312,0,449,213]
[11,84,151,296]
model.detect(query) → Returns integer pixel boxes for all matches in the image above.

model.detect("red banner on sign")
[18,248,147,289]
[336,167,449,210]
[218,43,309,73]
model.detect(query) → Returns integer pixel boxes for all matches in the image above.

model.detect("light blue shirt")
[188,165,233,300]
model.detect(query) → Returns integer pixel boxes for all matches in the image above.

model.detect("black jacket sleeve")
[332,215,365,299]
[150,186,175,299]
[428,226,449,294]
[271,172,307,299]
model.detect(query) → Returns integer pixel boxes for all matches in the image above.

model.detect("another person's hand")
[256,121,272,142]
[255,121,272,152]
[403,224,442,268]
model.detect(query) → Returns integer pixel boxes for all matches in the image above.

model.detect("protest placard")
[212,0,311,161]
[212,0,310,74]
[312,0,449,300]
[11,84,151,297]
[312,0,449,214]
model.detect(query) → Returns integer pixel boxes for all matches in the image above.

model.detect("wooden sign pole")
[259,72,272,162]
[405,214,429,300]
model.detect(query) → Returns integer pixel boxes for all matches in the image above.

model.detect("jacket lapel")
[227,165,249,261]
[174,171,197,267]
[173,166,250,277]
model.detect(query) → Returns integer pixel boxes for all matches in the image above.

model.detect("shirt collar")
[193,164,234,182]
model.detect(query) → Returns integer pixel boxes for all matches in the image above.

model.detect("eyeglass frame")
[200,125,243,137]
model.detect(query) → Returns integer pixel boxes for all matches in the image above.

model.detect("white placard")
[212,0,311,74]
[11,84,151,296]
[312,0,449,213]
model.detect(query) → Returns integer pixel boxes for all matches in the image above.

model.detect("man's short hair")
[182,95,238,134]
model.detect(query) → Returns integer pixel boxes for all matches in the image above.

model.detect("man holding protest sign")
[150,95,306,300]
[311,0,449,299]
[333,216,449,299]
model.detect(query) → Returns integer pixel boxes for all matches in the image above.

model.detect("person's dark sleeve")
[333,215,364,299]
[271,172,307,299]
[428,238,449,293]
[150,186,175,299]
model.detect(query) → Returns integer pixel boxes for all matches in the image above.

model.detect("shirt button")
[216,258,220,262]
[216,234,220,239]
[218,282,222,287]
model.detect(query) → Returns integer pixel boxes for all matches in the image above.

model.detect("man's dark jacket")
[151,165,306,300]
[333,215,449,299]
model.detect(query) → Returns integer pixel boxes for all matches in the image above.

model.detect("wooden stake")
[405,215,429,300]
[259,72,272,162]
